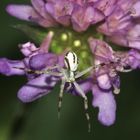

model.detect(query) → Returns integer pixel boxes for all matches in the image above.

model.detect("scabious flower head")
[2,0,140,128]
[6,0,140,51]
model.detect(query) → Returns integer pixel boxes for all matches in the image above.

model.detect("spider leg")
[66,82,72,91]
[45,65,60,71]
[13,67,43,74]
[45,71,62,77]
[58,78,66,119]
[73,81,91,132]
[113,84,120,94]
[13,67,62,77]
[36,64,63,76]
[119,68,132,72]
[75,66,93,79]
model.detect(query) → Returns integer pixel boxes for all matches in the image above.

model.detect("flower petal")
[29,53,58,70]
[88,37,115,62]
[108,32,140,50]
[95,0,117,16]
[128,49,140,69]
[92,85,116,126]
[45,0,73,26]
[97,74,111,90]
[31,0,58,26]
[31,0,48,18]
[6,4,39,21]
[18,74,59,102]
[19,42,38,57]
[72,5,103,32]
[0,58,25,76]
[39,32,54,53]
[6,4,56,27]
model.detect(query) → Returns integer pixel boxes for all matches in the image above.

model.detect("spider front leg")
[58,77,66,119]
[75,66,93,79]
[73,81,91,132]
[13,66,62,77]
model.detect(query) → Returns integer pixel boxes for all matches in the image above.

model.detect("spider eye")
[64,51,78,71]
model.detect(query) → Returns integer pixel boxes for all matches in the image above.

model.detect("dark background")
[0,1,140,140]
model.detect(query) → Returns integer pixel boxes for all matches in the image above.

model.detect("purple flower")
[4,0,140,128]
[88,37,140,125]
[6,0,106,32]
[6,0,140,50]
[97,0,140,49]
[0,32,64,102]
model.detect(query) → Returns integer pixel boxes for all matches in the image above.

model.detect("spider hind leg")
[73,81,91,132]
[58,79,65,119]
[84,98,91,132]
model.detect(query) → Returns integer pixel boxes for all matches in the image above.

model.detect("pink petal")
[6,4,39,21]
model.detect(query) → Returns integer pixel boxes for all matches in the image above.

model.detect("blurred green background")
[0,1,140,140]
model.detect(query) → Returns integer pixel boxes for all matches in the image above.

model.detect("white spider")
[45,51,93,132]
[15,51,94,132]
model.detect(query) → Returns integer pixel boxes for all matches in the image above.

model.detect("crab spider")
[45,51,93,132]
[14,51,93,132]
[57,51,93,132]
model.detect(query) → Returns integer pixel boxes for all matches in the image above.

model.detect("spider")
[15,51,94,132]
[54,51,93,132]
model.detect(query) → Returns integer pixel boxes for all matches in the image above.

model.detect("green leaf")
[13,24,48,44]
